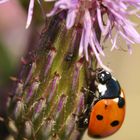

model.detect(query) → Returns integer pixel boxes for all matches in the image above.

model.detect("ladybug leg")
[82,87,97,106]
[76,105,91,129]
[76,87,97,130]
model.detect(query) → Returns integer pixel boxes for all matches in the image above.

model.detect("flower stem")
[6,12,98,140]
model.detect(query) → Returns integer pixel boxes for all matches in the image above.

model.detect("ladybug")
[87,69,126,138]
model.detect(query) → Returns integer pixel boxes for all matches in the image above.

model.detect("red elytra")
[88,90,125,138]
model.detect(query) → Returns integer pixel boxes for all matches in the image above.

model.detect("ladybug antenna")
[96,68,104,73]
[89,68,104,77]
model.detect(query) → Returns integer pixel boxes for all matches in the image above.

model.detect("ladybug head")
[96,69,111,84]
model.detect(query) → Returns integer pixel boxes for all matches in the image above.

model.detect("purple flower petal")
[66,9,77,29]
[89,34,111,72]
[0,0,8,4]
[26,0,35,29]
[79,10,92,60]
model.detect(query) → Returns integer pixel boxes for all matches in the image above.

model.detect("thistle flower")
[46,0,140,71]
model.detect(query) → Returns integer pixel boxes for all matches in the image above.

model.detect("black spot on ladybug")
[93,135,101,138]
[96,115,103,120]
[118,97,125,108]
[110,120,119,127]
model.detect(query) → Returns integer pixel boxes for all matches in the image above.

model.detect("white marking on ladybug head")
[101,73,105,77]
[106,71,110,75]
[98,84,107,96]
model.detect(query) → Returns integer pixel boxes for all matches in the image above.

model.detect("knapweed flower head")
[45,0,140,71]
[28,0,140,71]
